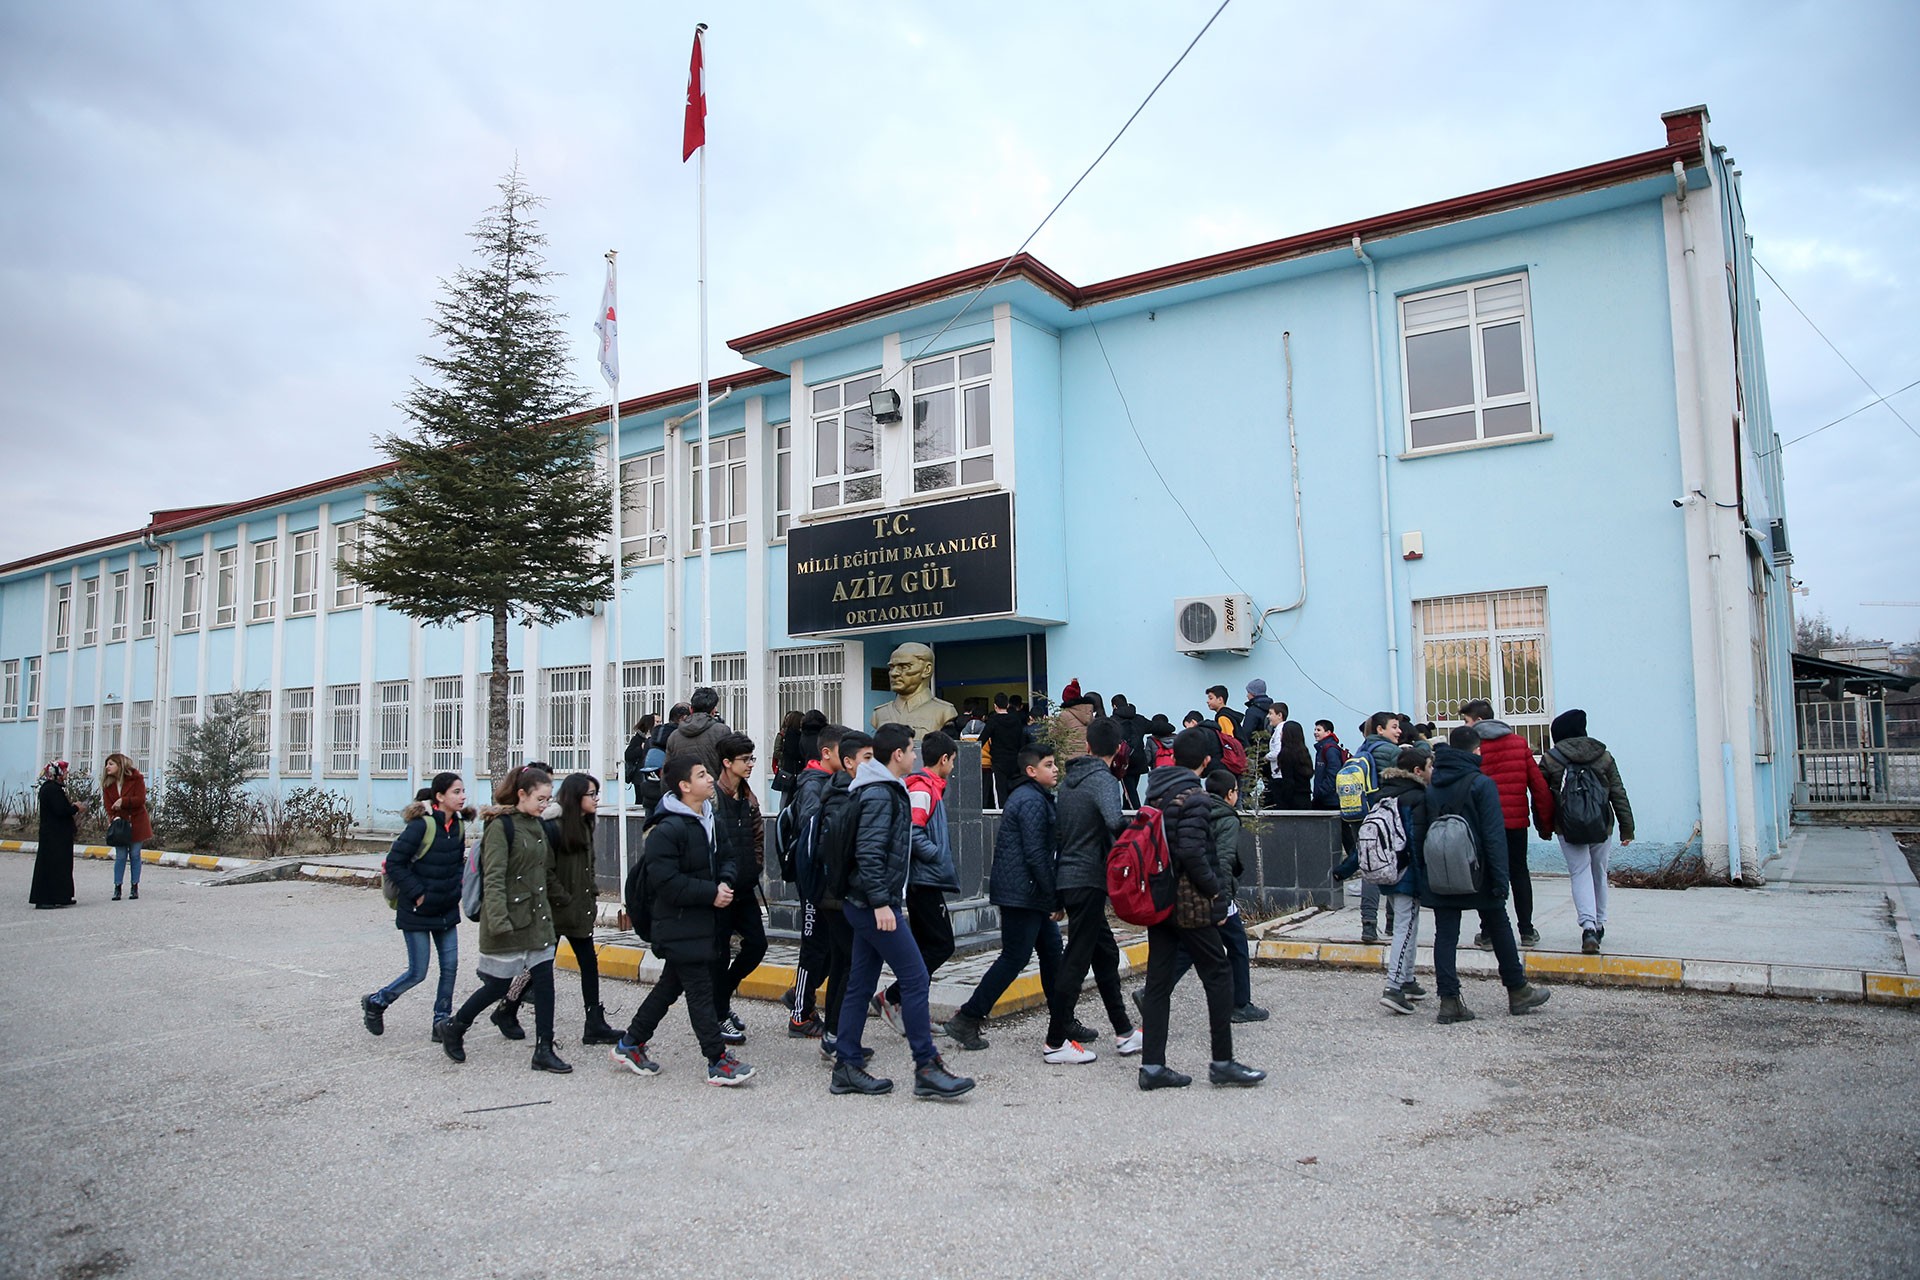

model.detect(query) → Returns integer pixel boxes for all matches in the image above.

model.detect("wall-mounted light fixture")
[868,387,903,424]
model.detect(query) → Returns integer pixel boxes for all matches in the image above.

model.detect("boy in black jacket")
[611,756,755,1086]
[711,732,768,1045]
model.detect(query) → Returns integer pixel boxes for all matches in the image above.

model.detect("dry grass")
[1609,847,1737,890]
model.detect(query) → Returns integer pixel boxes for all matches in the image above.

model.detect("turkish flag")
[682,27,706,162]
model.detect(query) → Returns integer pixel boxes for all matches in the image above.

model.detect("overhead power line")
[1754,255,1920,446]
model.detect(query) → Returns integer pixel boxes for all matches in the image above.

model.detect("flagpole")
[695,22,713,693]
[602,250,630,895]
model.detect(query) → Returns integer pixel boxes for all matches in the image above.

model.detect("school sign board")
[787,492,1016,637]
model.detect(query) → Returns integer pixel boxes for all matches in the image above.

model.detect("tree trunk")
[489,604,510,791]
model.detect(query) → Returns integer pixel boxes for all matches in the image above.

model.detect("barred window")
[375,681,410,775]
[429,676,464,773]
[130,700,154,772]
[620,660,668,776]
[775,646,846,724]
[45,707,66,764]
[1414,587,1552,752]
[171,696,198,752]
[543,667,592,773]
[72,704,95,770]
[283,688,314,775]
[251,693,272,773]
[685,653,750,733]
[329,685,361,774]
[101,702,124,758]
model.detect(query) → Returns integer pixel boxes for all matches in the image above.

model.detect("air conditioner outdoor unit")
[1174,594,1254,657]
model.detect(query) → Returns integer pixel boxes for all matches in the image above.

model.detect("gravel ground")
[2,854,1917,1280]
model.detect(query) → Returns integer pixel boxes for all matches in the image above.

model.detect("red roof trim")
[0,528,146,578]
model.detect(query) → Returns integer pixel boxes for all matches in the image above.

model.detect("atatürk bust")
[870,642,958,736]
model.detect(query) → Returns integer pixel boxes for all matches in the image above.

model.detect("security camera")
[1671,495,1689,508]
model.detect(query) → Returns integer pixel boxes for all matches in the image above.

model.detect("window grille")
[72,705,95,770]
[375,681,409,774]
[101,702,124,758]
[171,697,198,753]
[329,685,361,774]
[429,677,464,773]
[544,667,592,773]
[775,646,846,724]
[1414,587,1552,752]
[130,701,154,772]
[685,653,750,733]
[283,688,314,775]
[45,708,66,764]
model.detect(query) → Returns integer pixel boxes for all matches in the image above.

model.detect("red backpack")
[1107,804,1176,926]
[1217,732,1248,776]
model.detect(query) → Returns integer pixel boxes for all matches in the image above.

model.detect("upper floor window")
[911,347,994,494]
[690,433,747,551]
[1,660,17,720]
[1400,272,1539,452]
[331,520,364,609]
[213,546,239,627]
[139,564,158,638]
[79,577,100,647]
[23,656,41,718]
[290,530,320,616]
[810,372,881,511]
[179,555,204,631]
[109,570,129,643]
[772,421,792,539]
[619,451,667,562]
[51,582,72,650]
[250,539,277,622]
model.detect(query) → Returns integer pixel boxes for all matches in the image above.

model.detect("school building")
[0,105,1793,876]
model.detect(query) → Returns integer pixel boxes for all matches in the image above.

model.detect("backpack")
[1355,799,1409,885]
[1151,737,1174,768]
[1335,754,1376,820]
[1421,808,1483,897]
[773,799,803,885]
[463,814,514,922]
[1106,804,1176,926]
[381,818,436,909]
[1217,733,1248,776]
[816,784,905,902]
[622,848,653,943]
[1548,747,1612,844]
[636,746,666,808]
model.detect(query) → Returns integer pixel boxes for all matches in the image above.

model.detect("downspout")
[1255,331,1308,630]
[1674,160,1743,879]
[1352,236,1401,709]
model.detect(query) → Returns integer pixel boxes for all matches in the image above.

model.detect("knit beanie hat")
[1246,678,1267,698]
[1551,709,1588,742]
[1061,678,1081,703]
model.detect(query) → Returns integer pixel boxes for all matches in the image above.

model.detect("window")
[72,705,95,770]
[543,667,592,773]
[375,681,409,774]
[619,452,668,562]
[213,546,238,627]
[1750,555,1774,759]
[171,696,198,751]
[44,708,65,764]
[290,531,320,616]
[690,433,747,550]
[772,422,793,538]
[775,646,846,723]
[101,702,123,758]
[1,660,16,720]
[1400,273,1540,451]
[24,657,41,718]
[621,660,668,743]
[283,688,314,774]
[250,692,272,773]
[130,701,154,772]
[331,521,364,609]
[684,653,750,733]
[429,677,464,772]
[80,577,99,647]
[250,540,277,622]
[109,571,129,643]
[139,564,158,638]
[179,555,203,631]
[1415,588,1552,752]
[328,685,361,774]
[910,347,994,494]
[809,372,882,510]
[51,582,71,650]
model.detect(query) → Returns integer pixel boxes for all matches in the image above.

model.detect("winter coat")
[775,728,807,779]
[1356,734,1399,791]
[664,711,728,780]
[817,771,854,910]
[102,768,154,845]
[1371,768,1427,896]
[1212,706,1244,743]
[386,801,473,931]
[640,797,736,963]
[542,812,599,939]
[984,710,1028,781]
[1411,746,1510,911]
[1109,704,1147,778]
[1054,754,1126,894]
[1053,703,1095,760]
[1475,721,1554,834]
[789,764,834,900]
[1144,766,1225,928]
[1206,793,1244,901]
[477,805,558,955]
[988,777,1058,912]
[1311,735,1347,808]
[846,759,913,913]
[624,732,648,785]
[714,780,765,887]
[905,769,959,893]
[1539,736,1635,843]
[30,778,77,907]
[1242,695,1274,749]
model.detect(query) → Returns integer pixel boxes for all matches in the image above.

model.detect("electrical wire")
[1754,256,1920,444]
[1762,375,1920,454]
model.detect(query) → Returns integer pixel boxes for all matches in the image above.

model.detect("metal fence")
[1796,695,1920,807]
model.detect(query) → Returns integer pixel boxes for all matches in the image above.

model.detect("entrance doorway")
[933,634,1046,720]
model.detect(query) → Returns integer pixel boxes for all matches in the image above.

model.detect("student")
[1540,709,1635,955]
[100,752,153,901]
[1242,680,1275,748]
[711,733,769,1043]
[1137,729,1266,1090]
[983,693,1027,807]
[1045,717,1142,1063]
[1411,727,1550,1024]
[1205,685,1244,743]
[1143,714,1180,770]
[1333,711,1405,944]
[942,745,1079,1052]
[784,723,848,1038]
[872,731,961,1034]
[829,723,974,1099]
[1276,719,1313,810]
[1311,720,1347,809]
[814,729,872,1058]
[1168,769,1268,1021]
[1183,710,1223,766]
[609,756,755,1085]
[1372,744,1433,1014]
[1109,694,1148,808]
[440,767,572,1072]
[1258,703,1287,808]
[1459,698,1555,949]
[362,773,472,1040]
[624,714,658,808]
[665,686,729,780]
[771,711,806,795]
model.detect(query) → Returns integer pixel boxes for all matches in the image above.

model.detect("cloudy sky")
[2,0,1914,640]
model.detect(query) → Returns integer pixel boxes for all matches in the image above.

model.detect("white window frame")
[290,530,320,616]
[24,657,42,719]
[171,696,198,752]
[621,660,668,737]
[328,685,361,775]
[684,653,750,733]
[80,577,100,648]
[250,539,277,623]
[543,666,592,773]
[774,646,846,724]
[807,370,884,512]
[51,582,72,651]
[771,421,793,540]
[109,570,129,643]
[1414,587,1554,753]
[331,520,364,610]
[179,555,203,631]
[213,546,238,628]
[619,452,668,563]
[909,345,996,496]
[101,701,124,758]
[44,707,66,765]
[374,681,409,775]
[1,660,17,720]
[130,700,154,772]
[283,687,314,775]
[72,704,95,770]
[139,564,158,638]
[429,676,464,773]
[1399,271,1541,453]
[690,433,748,551]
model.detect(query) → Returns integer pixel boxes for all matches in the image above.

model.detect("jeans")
[627,955,724,1062]
[454,960,555,1041]
[959,906,1062,1021]
[1431,905,1525,999]
[836,903,938,1068]
[1559,836,1612,930]
[1384,893,1420,987]
[1507,828,1535,934]
[1046,888,1133,1045]
[793,898,828,1020]
[112,841,144,886]
[1139,920,1234,1067]
[1168,911,1252,1006]
[886,886,955,1004]
[374,927,460,1020]
[713,891,769,1016]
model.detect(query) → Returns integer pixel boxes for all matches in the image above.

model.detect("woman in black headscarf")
[30,760,83,909]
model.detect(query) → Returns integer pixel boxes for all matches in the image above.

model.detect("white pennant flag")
[592,259,618,388]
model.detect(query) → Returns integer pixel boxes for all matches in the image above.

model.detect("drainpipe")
[1255,331,1308,629]
[1673,160,1742,879]
[1352,236,1401,709]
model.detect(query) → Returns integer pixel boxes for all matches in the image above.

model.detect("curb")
[1,839,252,874]
[1252,935,1920,1006]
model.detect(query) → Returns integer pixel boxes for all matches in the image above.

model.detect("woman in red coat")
[102,753,154,901]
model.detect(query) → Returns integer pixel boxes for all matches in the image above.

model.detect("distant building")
[0,106,1792,874]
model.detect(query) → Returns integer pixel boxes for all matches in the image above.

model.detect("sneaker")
[1399,979,1429,1001]
[1519,929,1541,948]
[914,1056,975,1100]
[721,1011,747,1038]
[874,992,907,1037]
[1115,1028,1144,1056]
[707,1051,755,1086]
[829,1060,893,1096]
[610,1038,660,1076]
[787,1015,825,1039]
[360,994,385,1037]
[1596,925,1606,943]
[819,1034,837,1064]
[1472,931,1491,950]
[941,1012,989,1051]
[1508,983,1551,1015]
[1379,986,1415,1014]
[1042,1040,1097,1065]
[1068,1020,1101,1043]
[1137,1064,1192,1091]
[1436,997,1476,1025]
[1581,928,1600,955]
[1230,1002,1270,1023]
[779,986,797,1012]
[1360,926,1379,946]
[1130,989,1145,1019]
[1208,1059,1267,1087]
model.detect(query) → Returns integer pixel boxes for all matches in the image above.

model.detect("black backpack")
[622,851,652,943]
[817,783,909,902]
[1548,748,1612,844]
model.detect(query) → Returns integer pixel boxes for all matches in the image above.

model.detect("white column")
[312,503,331,787]
[743,393,771,796]
[90,556,107,773]
[589,591,608,776]
[525,621,544,764]
[409,617,425,790]
[357,583,375,824]
[268,513,290,785]
[231,521,249,693]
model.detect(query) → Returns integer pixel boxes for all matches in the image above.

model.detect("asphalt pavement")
[2,853,1917,1280]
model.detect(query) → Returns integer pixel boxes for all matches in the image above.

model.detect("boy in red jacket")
[1459,700,1554,947]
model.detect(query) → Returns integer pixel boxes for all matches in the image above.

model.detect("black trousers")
[887,885,956,1004]
[1046,888,1133,1046]
[793,898,829,1020]
[626,954,724,1063]
[1507,828,1535,934]
[454,960,556,1042]
[1139,920,1233,1067]
[503,935,598,1013]
[712,891,769,1016]
[821,906,854,1036]
[981,768,997,808]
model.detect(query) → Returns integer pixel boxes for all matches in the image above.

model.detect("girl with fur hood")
[361,772,474,1041]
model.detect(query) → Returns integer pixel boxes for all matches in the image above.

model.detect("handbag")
[105,817,133,847]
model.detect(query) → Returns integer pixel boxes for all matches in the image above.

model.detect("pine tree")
[348,165,612,778]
